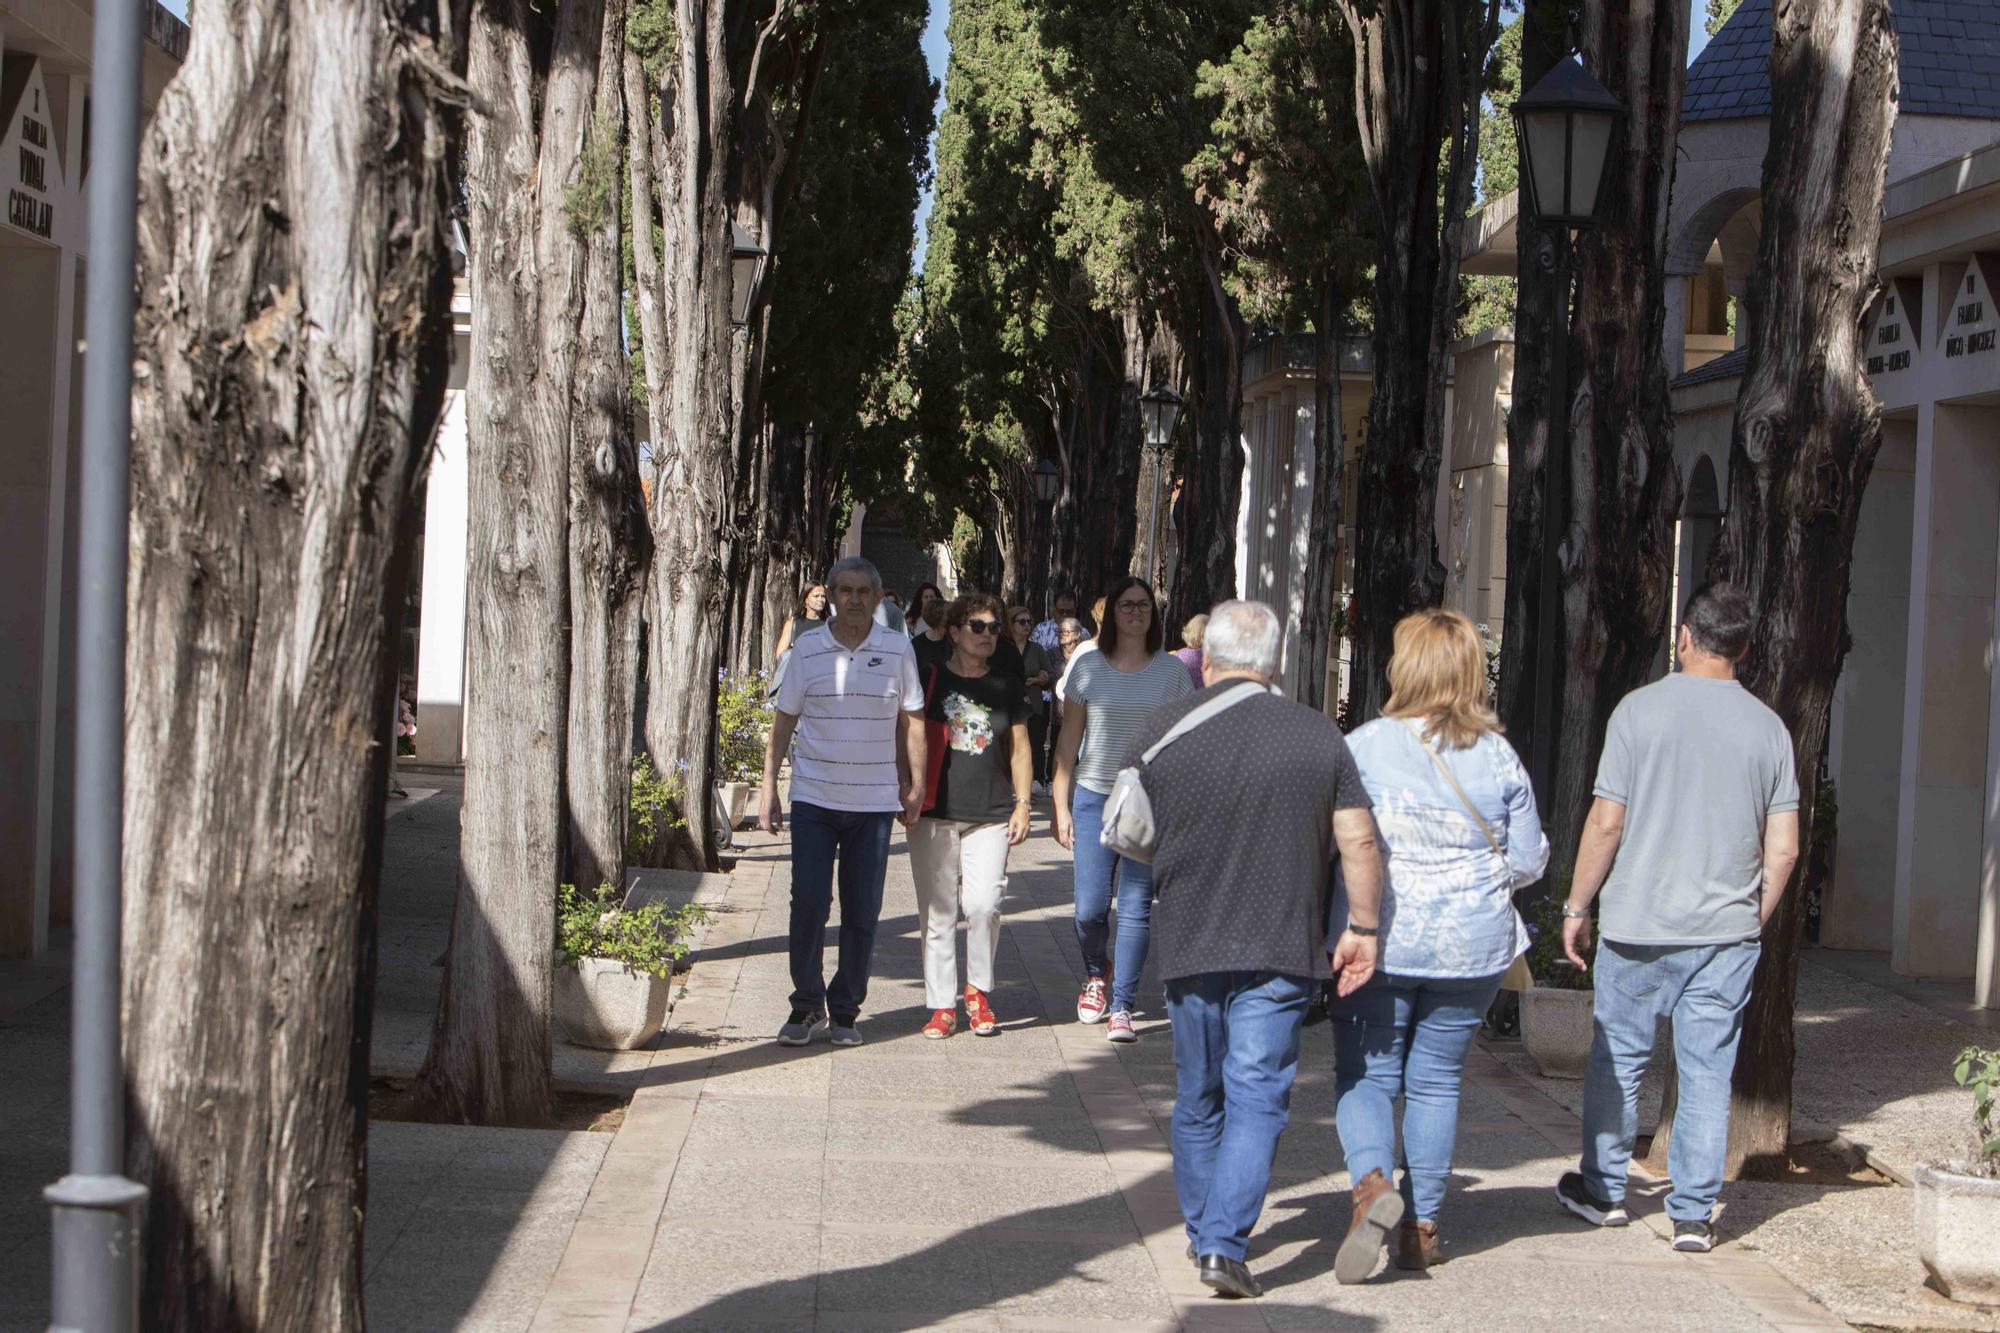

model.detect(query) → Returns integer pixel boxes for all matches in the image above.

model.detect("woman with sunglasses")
[1052,577,1194,1042]
[911,594,1035,1039]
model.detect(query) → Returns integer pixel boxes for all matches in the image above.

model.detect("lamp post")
[1138,385,1185,584]
[1031,458,1060,614]
[730,219,768,329]
[1512,55,1622,809]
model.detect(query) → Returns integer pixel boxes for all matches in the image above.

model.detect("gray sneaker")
[776,1008,827,1047]
[829,1020,863,1047]
[1672,1219,1716,1253]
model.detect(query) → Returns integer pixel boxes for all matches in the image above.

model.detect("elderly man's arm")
[1561,797,1626,968]
[1758,809,1801,924]
[1329,808,1381,997]
[759,709,801,833]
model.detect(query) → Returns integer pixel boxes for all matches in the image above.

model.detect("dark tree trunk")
[426,0,619,1127]
[567,0,651,896]
[1297,283,1348,713]
[1339,0,1500,721]
[1537,0,1690,880]
[124,0,456,1320]
[1708,0,1897,1170]
[1168,250,1245,633]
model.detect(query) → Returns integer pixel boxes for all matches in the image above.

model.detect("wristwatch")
[1345,924,1379,937]
[1560,903,1591,919]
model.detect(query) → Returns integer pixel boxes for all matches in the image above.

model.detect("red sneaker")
[922,1008,957,1040]
[1077,977,1109,1024]
[964,987,999,1036]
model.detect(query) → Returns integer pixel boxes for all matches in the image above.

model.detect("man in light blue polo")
[759,556,925,1048]
[1555,584,1801,1253]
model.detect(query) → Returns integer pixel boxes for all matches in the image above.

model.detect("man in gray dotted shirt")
[1128,600,1383,1299]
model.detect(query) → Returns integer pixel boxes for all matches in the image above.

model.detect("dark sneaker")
[829,1019,863,1047]
[1198,1253,1263,1299]
[1556,1171,1630,1227]
[776,1008,827,1047]
[1672,1219,1716,1253]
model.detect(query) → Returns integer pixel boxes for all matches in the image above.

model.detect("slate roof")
[1683,0,2000,123]
[1671,345,1749,389]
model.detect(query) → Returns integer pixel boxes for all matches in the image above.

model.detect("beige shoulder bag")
[1404,721,1535,992]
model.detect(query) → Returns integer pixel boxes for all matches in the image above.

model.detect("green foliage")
[627,0,677,78]
[1705,0,1744,38]
[1952,1046,2000,1172]
[1524,870,1592,990]
[556,882,710,978]
[628,755,688,862]
[1458,14,1523,341]
[715,671,774,782]
[564,110,620,238]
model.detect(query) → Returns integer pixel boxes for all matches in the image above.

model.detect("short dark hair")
[1097,577,1164,655]
[1682,583,1754,660]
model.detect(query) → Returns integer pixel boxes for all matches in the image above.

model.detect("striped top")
[1065,650,1196,794]
[774,622,925,813]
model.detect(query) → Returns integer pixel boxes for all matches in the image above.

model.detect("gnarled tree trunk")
[124,1,457,1322]
[1339,0,1500,720]
[1296,284,1349,713]
[424,0,621,1126]
[1168,243,1245,633]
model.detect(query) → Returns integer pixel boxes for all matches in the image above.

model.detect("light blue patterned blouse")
[1335,718,1550,979]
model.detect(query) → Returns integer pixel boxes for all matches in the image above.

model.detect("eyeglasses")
[965,618,1001,635]
[1012,616,1033,625]
[1115,600,1153,614]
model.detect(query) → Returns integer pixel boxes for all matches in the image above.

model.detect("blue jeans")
[1166,971,1311,1261]
[787,800,895,1022]
[1581,938,1761,1222]
[1071,787,1153,1013]
[1332,971,1504,1222]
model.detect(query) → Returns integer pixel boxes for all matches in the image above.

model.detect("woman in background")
[772,583,828,660]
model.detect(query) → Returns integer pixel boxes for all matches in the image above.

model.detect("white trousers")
[908,817,1011,1009]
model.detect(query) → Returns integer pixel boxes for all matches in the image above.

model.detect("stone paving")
[519,819,1852,1332]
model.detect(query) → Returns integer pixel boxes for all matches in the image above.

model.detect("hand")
[1562,913,1593,970]
[758,787,783,834]
[1329,930,1378,997]
[1007,804,1032,846]
[1053,806,1074,850]
[900,783,924,829]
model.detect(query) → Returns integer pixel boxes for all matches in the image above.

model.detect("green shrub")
[1954,1045,2000,1176]
[556,882,710,979]
[628,755,688,862]
[715,670,773,782]
[1523,868,1593,990]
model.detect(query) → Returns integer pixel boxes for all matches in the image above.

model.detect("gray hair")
[1202,600,1282,677]
[1057,617,1086,637]
[824,555,882,594]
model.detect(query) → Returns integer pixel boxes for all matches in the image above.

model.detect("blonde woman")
[1173,612,1209,689]
[1330,609,1549,1282]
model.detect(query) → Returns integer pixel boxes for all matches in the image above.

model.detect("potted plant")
[553,882,709,1050]
[1517,876,1596,1079]
[713,669,773,829]
[1913,1046,2000,1304]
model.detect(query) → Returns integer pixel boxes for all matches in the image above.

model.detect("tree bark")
[1168,242,1246,633]
[1296,283,1349,713]
[1709,0,1897,1170]
[424,0,617,1126]
[124,0,457,1322]
[1339,0,1500,720]
[1537,0,1690,880]
[567,0,652,896]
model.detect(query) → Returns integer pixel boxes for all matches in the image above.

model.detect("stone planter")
[1914,1161,2000,1305]
[554,956,671,1051]
[1520,985,1596,1079]
[718,780,752,828]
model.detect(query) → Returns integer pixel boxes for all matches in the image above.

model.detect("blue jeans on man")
[1581,938,1761,1222]
[1333,971,1505,1222]
[1071,787,1154,1013]
[1165,971,1312,1261]
[787,800,895,1021]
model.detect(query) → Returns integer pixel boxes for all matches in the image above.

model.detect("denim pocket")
[1600,944,1663,999]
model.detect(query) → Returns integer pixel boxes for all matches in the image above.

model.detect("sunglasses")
[964,618,1002,635]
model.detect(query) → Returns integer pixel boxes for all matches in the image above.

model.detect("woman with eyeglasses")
[912,594,1035,1039]
[1052,577,1194,1042]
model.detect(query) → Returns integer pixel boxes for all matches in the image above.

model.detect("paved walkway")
[522,819,1850,1332]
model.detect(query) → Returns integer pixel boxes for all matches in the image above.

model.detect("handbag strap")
[1403,720,1504,861]
[1138,681,1267,766]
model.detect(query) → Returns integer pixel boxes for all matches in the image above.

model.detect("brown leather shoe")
[1395,1219,1443,1270]
[1335,1169,1405,1285]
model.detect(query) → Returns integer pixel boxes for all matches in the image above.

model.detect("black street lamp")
[1031,457,1060,505]
[730,219,768,329]
[1513,55,1621,808]
[1137,385,1185,581]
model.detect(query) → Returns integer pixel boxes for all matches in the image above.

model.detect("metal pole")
[1529,227,1572,809]
[1147,452,1163,586]
[46,0,148,1327]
